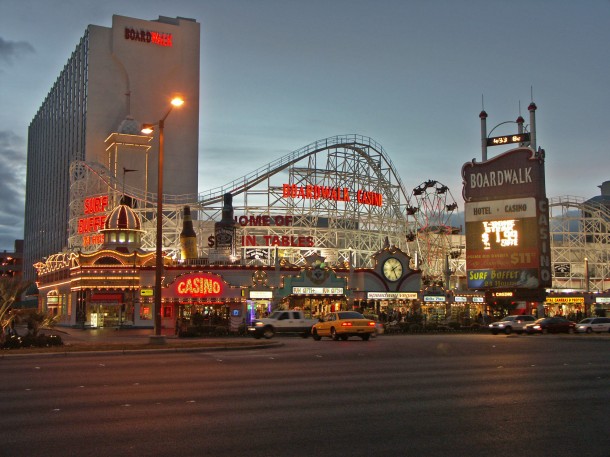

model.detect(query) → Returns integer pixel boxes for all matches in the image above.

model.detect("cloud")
[0,130,26,249]
[0,37,35,64]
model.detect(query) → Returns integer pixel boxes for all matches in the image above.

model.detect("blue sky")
[1,0,609,251]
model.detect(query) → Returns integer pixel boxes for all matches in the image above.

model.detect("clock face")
[382,257,403,281]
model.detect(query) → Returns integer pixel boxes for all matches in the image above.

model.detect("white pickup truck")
[248,310,319,339]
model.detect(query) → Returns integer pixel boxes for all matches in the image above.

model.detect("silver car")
[575,317,610,334]
[488,315,537,335]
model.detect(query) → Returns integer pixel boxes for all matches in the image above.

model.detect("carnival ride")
[69,135,429,269]
[405,180,461,283]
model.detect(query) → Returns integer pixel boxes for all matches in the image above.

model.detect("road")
[1,334,609,457]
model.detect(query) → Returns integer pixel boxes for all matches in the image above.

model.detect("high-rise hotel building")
[24,15,200,279]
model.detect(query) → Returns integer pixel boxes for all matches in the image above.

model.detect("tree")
[0,277,33,343]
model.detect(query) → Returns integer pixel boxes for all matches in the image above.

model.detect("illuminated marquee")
[546,297,584,304]
[124,27,172,47]
[462,146,552,291]
[282,184,383,207]
[174,273,224,297]
[367,292,419,300]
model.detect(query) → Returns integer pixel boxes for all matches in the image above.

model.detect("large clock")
[382,257,403,281]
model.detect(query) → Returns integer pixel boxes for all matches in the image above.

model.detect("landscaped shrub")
[1,333,63,349]
[2,335,22,349]
[36,334,63,347]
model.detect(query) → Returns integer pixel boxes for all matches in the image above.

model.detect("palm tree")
[0,277,33,343]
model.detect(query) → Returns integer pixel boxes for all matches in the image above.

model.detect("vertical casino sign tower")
[462,103,551,303]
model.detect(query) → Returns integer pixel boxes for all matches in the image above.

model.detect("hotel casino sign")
[462,147,552,290]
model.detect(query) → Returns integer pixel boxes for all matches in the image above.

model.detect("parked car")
[575,317,610,334]
[524,317,576,334]
[488,315,536,334]
[247,310,318,339]
[312,311,376,341]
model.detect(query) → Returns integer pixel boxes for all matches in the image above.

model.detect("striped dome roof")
[104,204,142,230]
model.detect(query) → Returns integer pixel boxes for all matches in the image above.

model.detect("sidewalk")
[2,326,279,357]
[53,326,180,345]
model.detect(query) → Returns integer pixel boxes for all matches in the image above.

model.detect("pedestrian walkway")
[53,326,179,345]
[2,326,278,357]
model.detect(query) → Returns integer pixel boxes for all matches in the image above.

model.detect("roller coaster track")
[71,134,410,210]
[196,134,411,209]
[69,134,413,265]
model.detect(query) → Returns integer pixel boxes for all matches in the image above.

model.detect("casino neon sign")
[282,184,383,207]
[174,273,224,297]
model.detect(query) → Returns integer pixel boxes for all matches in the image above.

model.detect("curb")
[0,341,283,359]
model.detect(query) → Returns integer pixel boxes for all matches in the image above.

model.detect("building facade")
[1,240,23,279]
[24,15,200,280]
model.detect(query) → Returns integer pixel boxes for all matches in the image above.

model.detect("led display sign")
[486,133,530,147]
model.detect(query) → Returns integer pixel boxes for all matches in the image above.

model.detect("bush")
[36,334,63,347]
[2,335,22,349]
[1,333,63,349]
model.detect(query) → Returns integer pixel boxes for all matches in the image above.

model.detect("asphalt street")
[1,333,608,457]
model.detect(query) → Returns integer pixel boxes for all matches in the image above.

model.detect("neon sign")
[79,195,109,247]
[282,184,383,207]
[208,234,314,248]
[234,215,293,226]
[124,28,172,47]
[174,273,224,297]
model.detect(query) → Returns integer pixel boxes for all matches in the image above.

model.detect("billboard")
[462,147,551,291]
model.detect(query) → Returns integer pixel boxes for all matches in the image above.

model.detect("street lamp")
[142,96,184,338]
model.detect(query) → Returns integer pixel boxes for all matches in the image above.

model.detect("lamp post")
[142,97,184,338]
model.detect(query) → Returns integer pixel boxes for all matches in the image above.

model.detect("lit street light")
[142,96,184,339]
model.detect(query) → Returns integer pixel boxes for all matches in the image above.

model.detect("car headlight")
[254,321,263,327]
[498,324,505,328]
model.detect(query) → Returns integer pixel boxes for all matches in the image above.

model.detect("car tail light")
[341,322,353,327]
[368,322,376,327]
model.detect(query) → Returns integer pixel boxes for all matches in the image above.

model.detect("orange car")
[312,311,376,341]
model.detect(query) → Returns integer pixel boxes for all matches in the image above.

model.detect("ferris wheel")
[406,180,459,282]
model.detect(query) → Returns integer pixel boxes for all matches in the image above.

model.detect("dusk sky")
[1,0,609,251]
